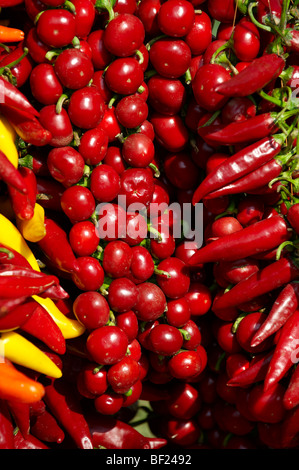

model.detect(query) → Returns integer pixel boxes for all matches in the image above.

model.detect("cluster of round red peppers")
[2,0,299,451]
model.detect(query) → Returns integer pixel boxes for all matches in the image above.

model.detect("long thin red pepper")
[0,104,52,147]
[21,303,66,355]
[203,158,285,199]
[212,256,299,313]
[192,135,284,204]
[30,408,65,444]
[0,298,38,330]
[0,399,14,449]
[198,113,280,146]
[0,149,28,195]
[0,296,29,318]
[0,244,31,269]
[8,167,37,220]
[0,265,59,298]
[214,53,285,97]
[0,76,39,117]
[37,218,79,274]
[7,401,30,437]
[251,282,299,348]
[227,350,273,387]
[189,216,290,265]
[264,309,299,391]
[43,378,94,449]
[86,412,167,449]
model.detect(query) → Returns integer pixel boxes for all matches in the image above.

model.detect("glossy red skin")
[236,196,264,226]
[185,11,212,55]
[213,319,241,354]
[97,106,122,143]
[122,133,154,168]
[71,256,105,291]
[167,383,201,420]
[157,0,195,37]
[90,164,120,203]
[150,113,189,152]
[162,418,201,447]
[92,70,113,103]
[68,86,105,129]
[0,46,33,88]
[60,186,96,223]
[207,0,235,23]
[124,212,148,247]
[182,319,202,350]
[221,97,257,124]
[72,0,95,38]
[103,13,145,57]
[183,282,211,316]
[216,371,239,404]
[150,225,176,260]
[226,353,250,379]
[192,64,231,112]
[25,27,51,64]
[30,63,63,105]
[114,0,137,14]
[36,9,76,48]
[94,391,124,415]
[25,0,49,20]
[102,147,126,176]
[147,75,186,115]
[166,297,191,327]
[217,258,260,284]
[115,96,148,129]
[73,291,110,330]
[54,49,94,90]
[136,0,161,37]
[149,38,191,78]
[236,311,273,353]
[203,39,227,65]
[168,349,205,379]
[107,356,140,394]
[233,17,260,62]
[119,167,155,208]
[82,363,108,395]
[47,146,85,187]
[205,152,230,174]
[108,277,138,313]
[130,245,155,281]
[148,324,183,356]
[87,30,113,71]
[104,58,144,95]
[39,105,73,147]
[79,128,108,166]
[133,44,149,73]
[69,220,100,256]
[87,325,129,365]
[115,310,139,342]
[133,282,167,321]
[156,257,190,299]
[102,240,132,278]
[210,216,243,238]
[184,98,207,132]
[96,203,127,241]
[248,383,286,423]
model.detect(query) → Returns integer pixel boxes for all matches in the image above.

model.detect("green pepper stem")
[248,2,272,31]
[0,47,28,75]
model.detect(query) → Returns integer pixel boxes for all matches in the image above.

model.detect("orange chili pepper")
[0,25,24,43]
[0,358,45,403]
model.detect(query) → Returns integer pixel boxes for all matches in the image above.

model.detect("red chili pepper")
[251,282,299,348]
[0,149,28,195]
[0,244,31,269]
[283,29,299,54]
[214,53,285,97]
[0,298,38,330]
[0,104,52,147]
[264,309,299,391]
[86,412,167,449]
[43,378,94,449]
[256,0,282,24]
[30,408,65,444]
[7,401,30,437]
[212,256,299,313]
[0,296,29,318]
[189,216,290,265]
[36,177,64,212]
[37,218,79,274]
[281,405,299,448]
[0,44,33,88]
[283,364,299,410]
[198,113,280,146]
[0,266,59,298]
[204,158,286,199]
[0,76,39,117]
[21,303,66,355]
[192,135,284,204]
[8,167,37,220]
[286,203,299,235]
[0,399,14,449]
[13,428,49,449]
[227,350,273,388]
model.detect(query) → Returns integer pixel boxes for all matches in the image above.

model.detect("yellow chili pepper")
[0,214,86,339]
[16,203,46,242]
[0,332,62,379]
[0,115,18,168]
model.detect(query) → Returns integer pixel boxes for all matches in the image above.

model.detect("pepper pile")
[1,0,299,451]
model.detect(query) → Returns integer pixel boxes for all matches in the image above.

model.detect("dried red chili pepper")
[251,282,299,348]
[189,216,290,265]
[37,218,79,274]
[214,53,285,97]
[43,378,94,449]
[192,135,284,204]
[264,309,299,391]
[8,167,37,220]
[0,104,52,147]
[212,256,299,313]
